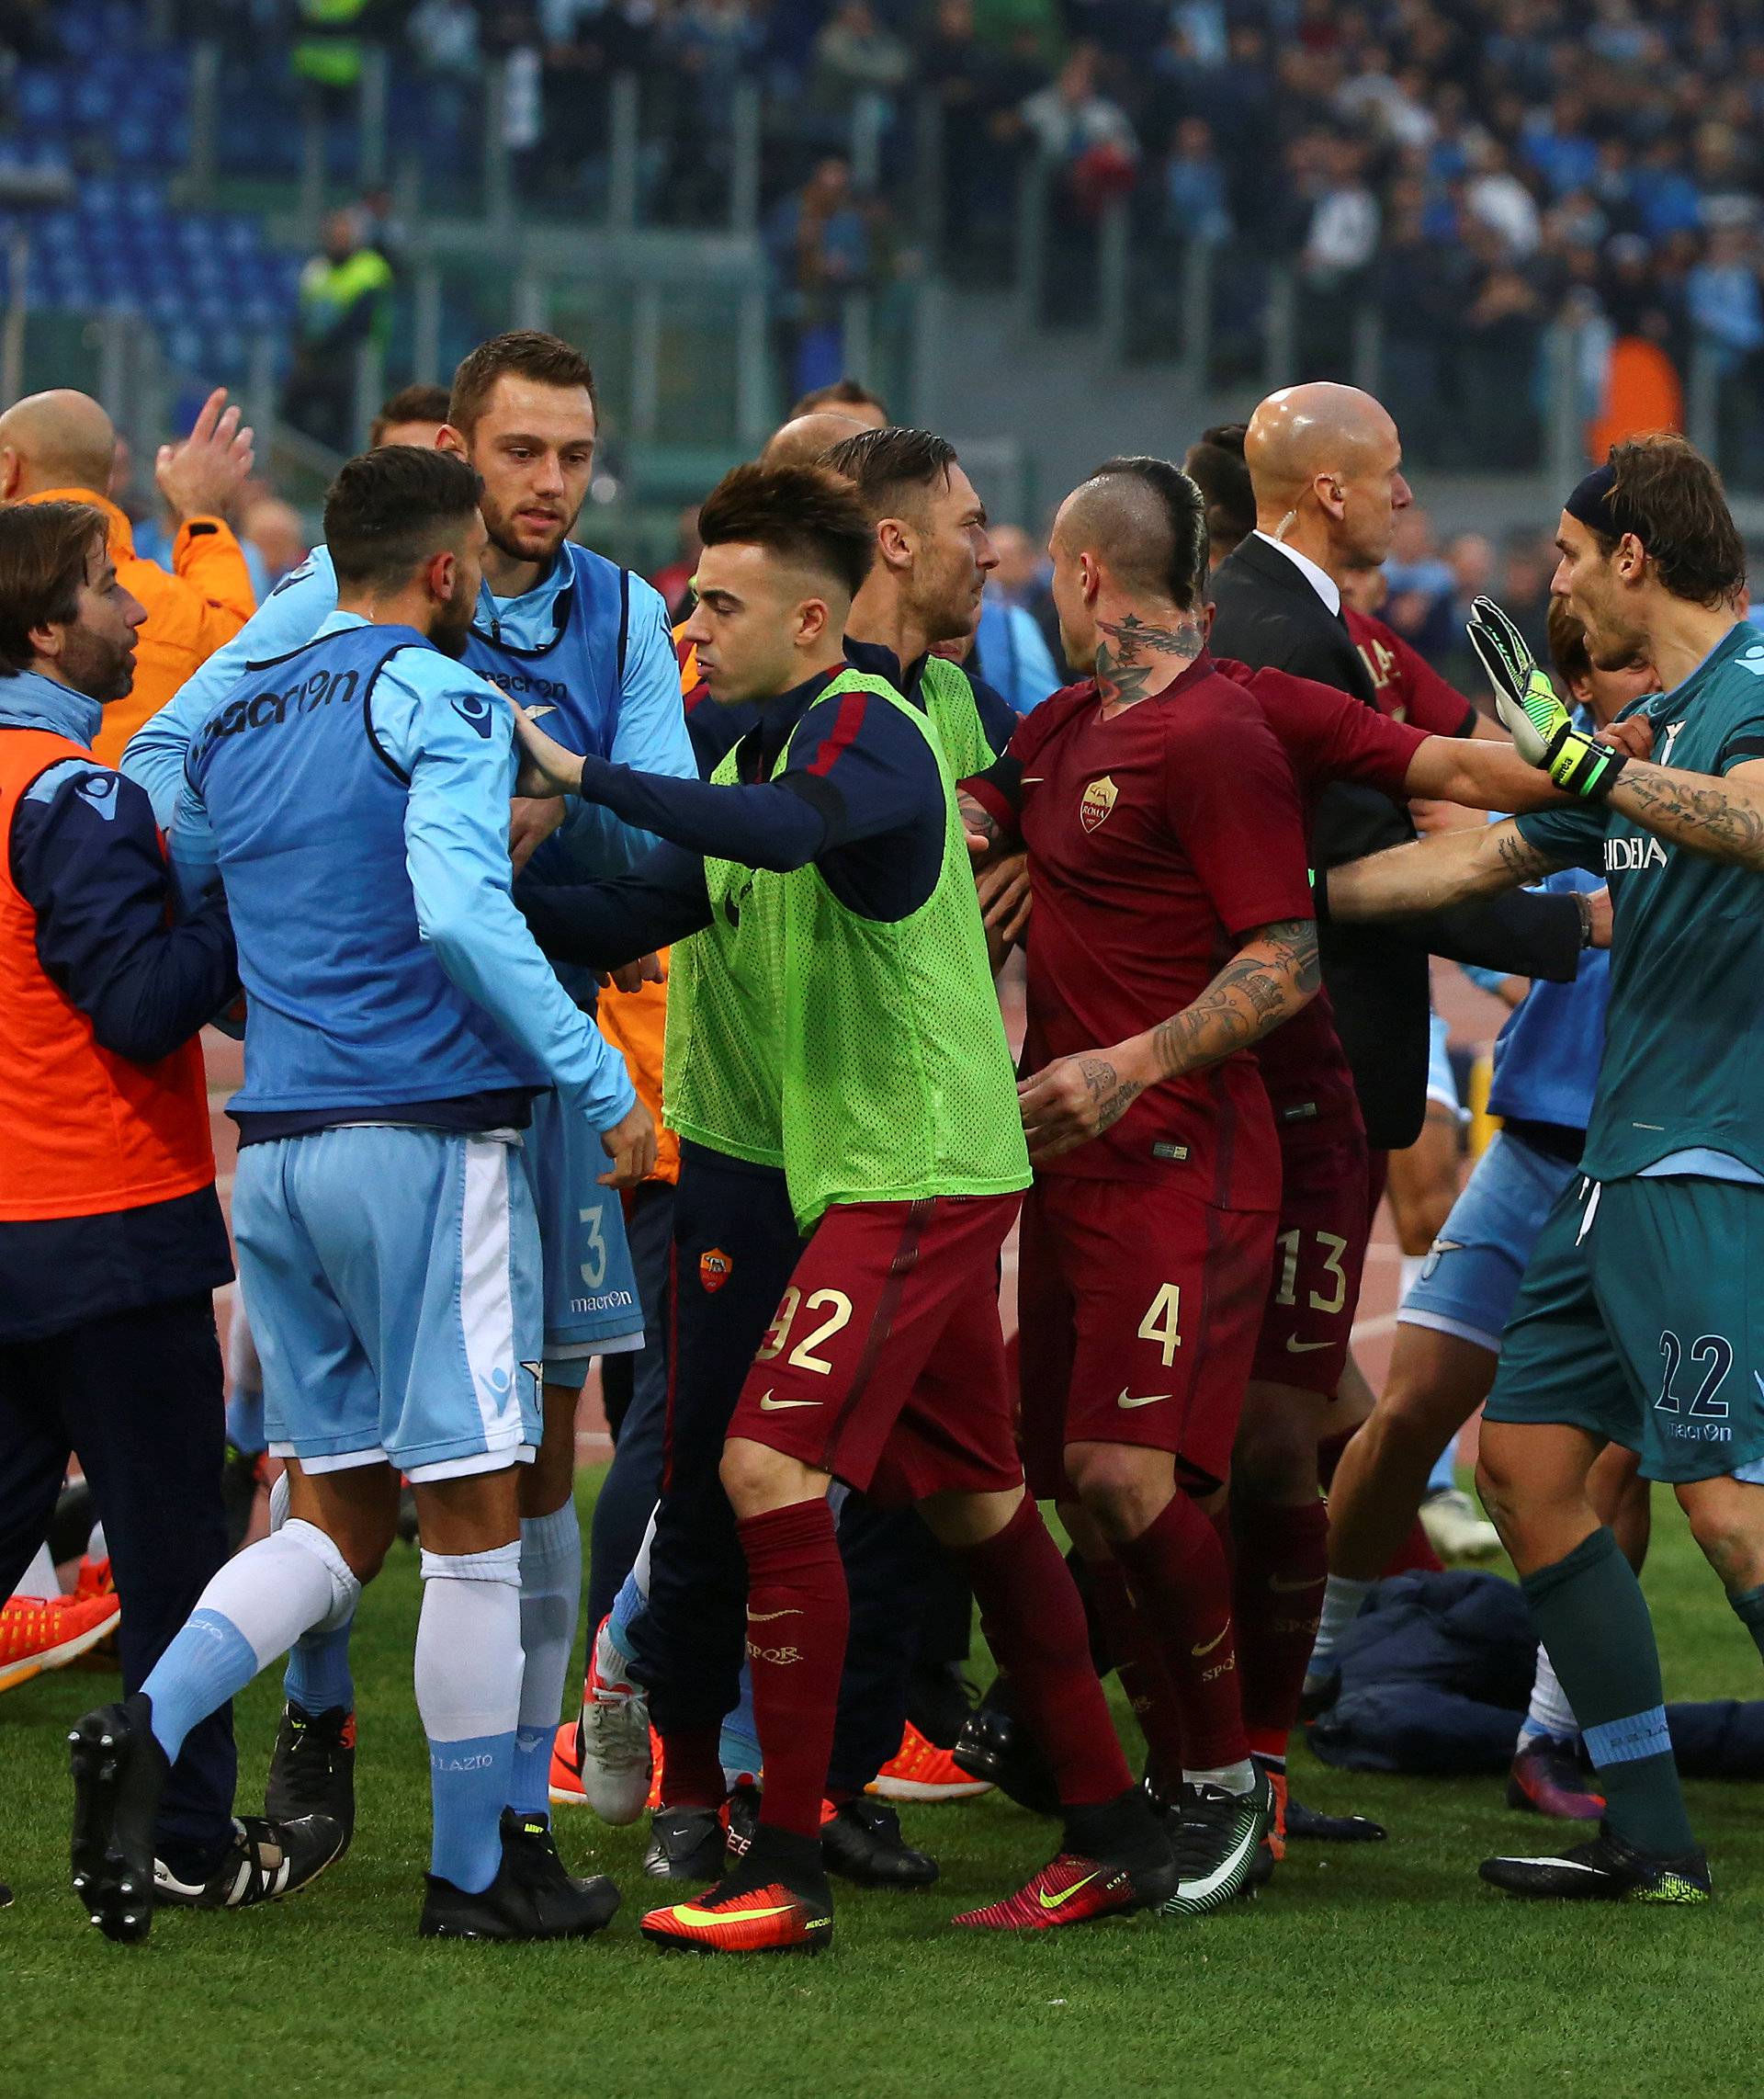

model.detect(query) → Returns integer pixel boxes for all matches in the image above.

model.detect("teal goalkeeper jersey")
[1515,619,1764,1182]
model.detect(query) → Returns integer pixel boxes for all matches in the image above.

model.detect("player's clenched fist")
[598,1096,657,1188]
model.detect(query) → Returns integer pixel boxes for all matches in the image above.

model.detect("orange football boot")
[869,1719,992,1802]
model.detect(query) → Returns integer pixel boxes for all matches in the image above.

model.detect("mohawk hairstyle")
[1067,457,1210,611]
[695,461,876,599]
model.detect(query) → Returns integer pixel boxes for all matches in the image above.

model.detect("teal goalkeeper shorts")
[1485,1172,1764,1484]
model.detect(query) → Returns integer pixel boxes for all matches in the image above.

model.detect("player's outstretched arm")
[1403,733,1569,815]
[1322,820,1569,921]
[1017,916,1318,1163]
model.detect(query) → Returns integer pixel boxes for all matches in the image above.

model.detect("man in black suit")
[1209,380,1586,1164]
[1205,383,1592,1853]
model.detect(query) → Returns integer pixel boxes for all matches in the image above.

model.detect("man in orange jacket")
[0,500,340,1917]
[0,385,256,766]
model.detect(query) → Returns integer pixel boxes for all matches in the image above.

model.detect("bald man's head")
[0,390,118,503]
[760,411,868,470]
[1243,381,1409,570]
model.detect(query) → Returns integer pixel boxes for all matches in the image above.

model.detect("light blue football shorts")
[522,1086,644,1390]
[234,1124,544,1481]
[1400,1128,1577,1355]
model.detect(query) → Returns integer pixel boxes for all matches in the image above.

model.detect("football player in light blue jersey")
[68,448,652,1943]
[127,335,693,1864]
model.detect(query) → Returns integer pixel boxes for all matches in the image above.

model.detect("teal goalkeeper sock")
[1728,1584,1764,1666]
[1521,1526,1696,1859]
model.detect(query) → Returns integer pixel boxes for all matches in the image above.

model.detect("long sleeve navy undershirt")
[10,765,238,1063]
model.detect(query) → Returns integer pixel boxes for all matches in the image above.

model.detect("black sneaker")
[1284,1796,1386,1844]
[1479,1823,1711,1903]
[641,1826,834,1955]
[821,1799,939,1888]
[420,1825,619,1940]
[68,1693,166,1943]
[155,1812,345,1909]
[643,1804,729,1882]
[264,1701,356,1850]
[952,1687,1059,1817]
[1158,1770,1276,1919]
[493,1810,621,1932]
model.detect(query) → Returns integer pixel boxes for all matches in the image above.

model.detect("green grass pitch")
[4,1475,1762,2099]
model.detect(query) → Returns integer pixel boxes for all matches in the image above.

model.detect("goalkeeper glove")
[1466,595,1628,800]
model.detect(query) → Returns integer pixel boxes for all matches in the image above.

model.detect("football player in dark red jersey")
[965,457,1569,1907]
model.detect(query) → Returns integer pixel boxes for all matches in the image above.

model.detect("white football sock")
[415,1544,525,1743]
[1307,1574,1374,1679]
[1520,1640,1581,1746]
[510,1503,582,1814]
[1184,1760,1257,1796]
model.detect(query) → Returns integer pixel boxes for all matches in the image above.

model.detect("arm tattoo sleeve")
[1149,917,1319,1083]
[1610,761,1764,870]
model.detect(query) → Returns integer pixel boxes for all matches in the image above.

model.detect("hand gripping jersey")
[186,623,546,1117]
[668,667,1029,1233]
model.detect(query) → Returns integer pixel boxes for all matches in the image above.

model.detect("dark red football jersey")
[1001,655,1313,1208]
[1215,660,1428,1144]
[1346,608,1478,736]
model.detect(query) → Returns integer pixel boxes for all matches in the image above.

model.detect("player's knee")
[1473,1445,1520,1536]
[718,1436,812,1519]
[1232,1401,1317,1503]
[1678,1481,1764,1594]
[1067,1443,1172,1541]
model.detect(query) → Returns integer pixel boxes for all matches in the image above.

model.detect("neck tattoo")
[1093,612,1204,709]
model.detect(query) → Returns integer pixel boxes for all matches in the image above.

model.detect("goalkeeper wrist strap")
[1545,723,1627,801]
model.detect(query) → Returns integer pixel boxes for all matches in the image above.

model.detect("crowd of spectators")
[24,4,1764,480]
[398,0,1764,476]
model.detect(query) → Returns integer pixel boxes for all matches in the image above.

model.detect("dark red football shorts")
[1250,1132,1372,1395]
[728,1191,1024,1503]
[1018,1173,1275,1497]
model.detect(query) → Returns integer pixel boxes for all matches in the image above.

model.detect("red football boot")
[640,1828,833,1956]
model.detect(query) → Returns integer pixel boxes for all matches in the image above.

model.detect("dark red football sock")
[1233,1495,1329,1757]
[656,1724,726,1811]
[1383,1516,1443,1577]
[736,1500,849,1841]
[1114,1489,1250,1773]
[958,1499,1133,1809]
[1084,1551,1186,1780]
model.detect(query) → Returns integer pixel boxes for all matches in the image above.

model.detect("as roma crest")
[1080,774,1118,833]
[700,1248,733,1294]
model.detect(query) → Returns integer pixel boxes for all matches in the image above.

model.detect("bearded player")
[120,333,685,1882]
